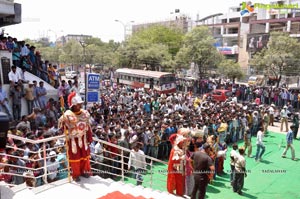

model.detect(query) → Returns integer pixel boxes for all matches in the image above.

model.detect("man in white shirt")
[230,143,239,185]
[268,104,275,126]
[233,147,247,195]
[280,106,289,132]
[128,142,146,185]
[255,127,265,162]
[46,151,59,183]
[8,65,22,84]
[20,42,30,57]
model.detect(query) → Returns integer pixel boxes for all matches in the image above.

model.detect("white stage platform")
[1,176,184,199]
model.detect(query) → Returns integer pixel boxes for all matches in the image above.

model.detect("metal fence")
[0,134,168,190]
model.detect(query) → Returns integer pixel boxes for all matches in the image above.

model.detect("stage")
[1,175,183,199]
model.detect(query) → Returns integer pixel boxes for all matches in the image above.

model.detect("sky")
[3,0,271,42]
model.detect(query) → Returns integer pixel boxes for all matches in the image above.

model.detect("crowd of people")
[0,38,300,198]
[0,34,61,88]
[0,59,299,198]
[177,78,300,110]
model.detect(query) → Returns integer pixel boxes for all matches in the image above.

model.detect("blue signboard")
[87,73,100,90]
[87,91,99,103]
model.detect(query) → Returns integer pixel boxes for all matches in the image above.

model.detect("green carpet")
[121,131,300,199]
[207,131,300,199]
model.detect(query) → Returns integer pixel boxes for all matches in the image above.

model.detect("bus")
[115,68,176,94]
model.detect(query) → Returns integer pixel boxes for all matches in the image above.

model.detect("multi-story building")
[247,0,300,74]
[196,6,250,73]
[132,14,192,34]
[197,0,300,75]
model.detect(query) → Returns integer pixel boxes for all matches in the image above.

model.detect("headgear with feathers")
[68,91,83,108]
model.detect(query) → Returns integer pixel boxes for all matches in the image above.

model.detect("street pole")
[79,41,88,109]
[115,20,134,41]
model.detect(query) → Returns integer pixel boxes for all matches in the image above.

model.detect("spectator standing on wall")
[28,46,37,76]
[24,81,35,114]
[10,84,23,121]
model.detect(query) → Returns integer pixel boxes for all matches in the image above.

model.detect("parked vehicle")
[248,75,264,86]
[115,68,176,94]
[65,71,78,79]
[205,89,232,102]
[57,68,66,76]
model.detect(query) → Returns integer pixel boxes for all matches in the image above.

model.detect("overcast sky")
[4,0,271,42]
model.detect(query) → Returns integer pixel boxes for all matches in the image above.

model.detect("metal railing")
[0,134,168,191]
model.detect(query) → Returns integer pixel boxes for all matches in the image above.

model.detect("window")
[160,75,175,84]
[228,27,239,34]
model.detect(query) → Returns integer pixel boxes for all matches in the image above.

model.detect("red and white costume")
[59,92,93,179]
[167,134,186,196]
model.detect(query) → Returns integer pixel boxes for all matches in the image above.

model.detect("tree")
[218,60,244,83]
[137,44,171,71]
[59,39,82,66]
[176,26,223,76]
[116,37,147,68]
[116,25,183,70]
[250,32,300,87]
[174,47,190,69]
[132,25,184,57]
[40,46,61,64]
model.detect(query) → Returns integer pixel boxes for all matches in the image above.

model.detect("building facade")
[197,0,300,75]
[132,14,192,34]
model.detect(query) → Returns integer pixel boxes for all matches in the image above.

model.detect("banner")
[247,33,270,53]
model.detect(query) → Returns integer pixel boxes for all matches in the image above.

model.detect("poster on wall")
[247,33,270,53]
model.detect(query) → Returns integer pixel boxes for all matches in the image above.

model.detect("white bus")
[115,68,176,94]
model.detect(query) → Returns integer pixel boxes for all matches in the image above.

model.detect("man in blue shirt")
[36,81,47,109]
[143,100,151,114]
[282,125,296,160]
